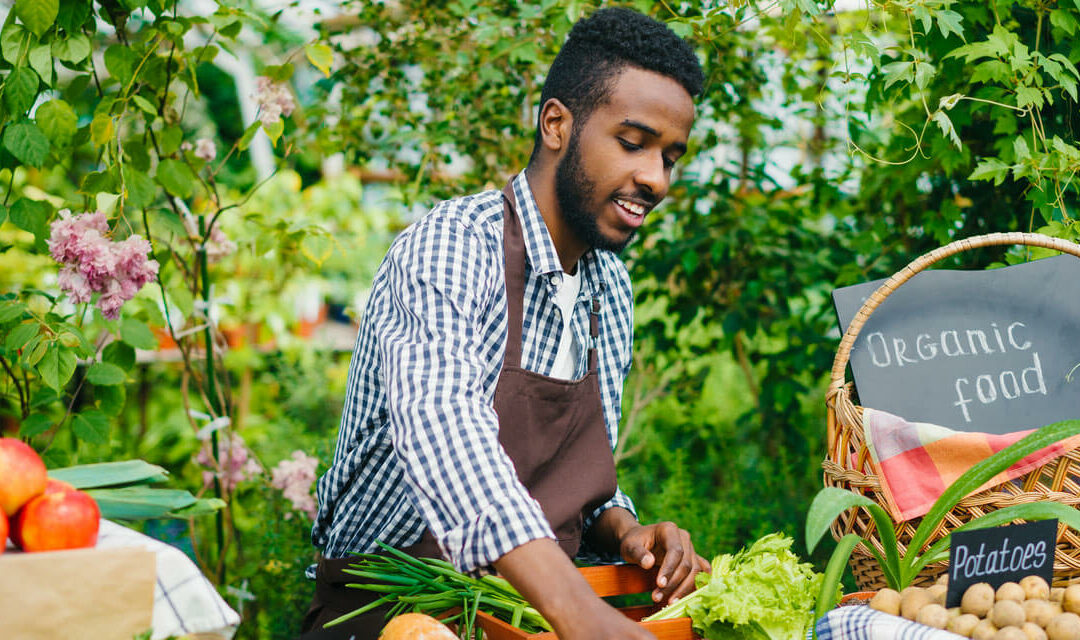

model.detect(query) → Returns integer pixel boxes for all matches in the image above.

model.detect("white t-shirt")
[549,269,581,380]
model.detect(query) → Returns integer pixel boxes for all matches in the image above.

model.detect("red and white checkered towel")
[863,408,1080,522]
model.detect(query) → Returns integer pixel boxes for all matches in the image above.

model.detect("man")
[305,8,707,639]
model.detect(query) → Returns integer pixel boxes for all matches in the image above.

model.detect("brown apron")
[301,181,619,638]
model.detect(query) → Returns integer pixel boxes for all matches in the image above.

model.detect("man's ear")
[537,98,573,153]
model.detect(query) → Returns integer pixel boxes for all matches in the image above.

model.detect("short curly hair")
[531,7,704,155]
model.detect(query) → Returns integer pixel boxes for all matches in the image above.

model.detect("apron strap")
[501,181,526,369]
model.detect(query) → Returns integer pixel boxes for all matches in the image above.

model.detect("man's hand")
[590,508,710,605]
[494,538,656,640]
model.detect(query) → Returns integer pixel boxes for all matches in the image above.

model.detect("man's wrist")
[591,506,639,553]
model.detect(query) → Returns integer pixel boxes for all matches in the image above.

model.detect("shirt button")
[550,273,562,286]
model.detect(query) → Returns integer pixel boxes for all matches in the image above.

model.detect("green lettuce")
[644,533,836,640]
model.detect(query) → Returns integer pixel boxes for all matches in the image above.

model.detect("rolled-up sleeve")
[376,214,555,573]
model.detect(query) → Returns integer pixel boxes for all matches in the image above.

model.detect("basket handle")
[827,232,1080,449]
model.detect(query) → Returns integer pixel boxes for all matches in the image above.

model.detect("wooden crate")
[473,564,698,640]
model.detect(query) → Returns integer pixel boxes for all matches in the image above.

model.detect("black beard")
[554,131,635,254]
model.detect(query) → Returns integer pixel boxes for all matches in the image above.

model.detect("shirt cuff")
[437,489,556,575]
[583,487,637,534]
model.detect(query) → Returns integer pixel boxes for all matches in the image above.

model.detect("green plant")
[805,419,1080,630]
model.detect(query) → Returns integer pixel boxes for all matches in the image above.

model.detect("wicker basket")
[823,232,1080,590]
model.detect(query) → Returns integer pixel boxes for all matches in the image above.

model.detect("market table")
[1,519,240,640]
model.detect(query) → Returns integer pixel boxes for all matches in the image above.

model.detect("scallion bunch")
[326,542,552,637]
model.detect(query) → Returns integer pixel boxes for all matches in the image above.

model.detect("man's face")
[554,66,695,254]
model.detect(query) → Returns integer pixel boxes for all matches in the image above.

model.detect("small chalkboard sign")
[832,255,1080,434]
[945,519,1056,608]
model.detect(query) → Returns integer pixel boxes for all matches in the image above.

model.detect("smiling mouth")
[614,198,647,216]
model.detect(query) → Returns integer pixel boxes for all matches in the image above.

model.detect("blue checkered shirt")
[310,171,637,575]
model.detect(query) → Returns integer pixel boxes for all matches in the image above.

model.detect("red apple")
[43,478,76,494]
[0,437,47,516]
[13,489,100,552]
[0,509,8,555]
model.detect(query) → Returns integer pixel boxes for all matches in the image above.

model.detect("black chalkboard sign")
[945,519,1056,608]
[832,255,1080,434]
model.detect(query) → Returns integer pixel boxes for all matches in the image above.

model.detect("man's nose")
[634,151,668,201]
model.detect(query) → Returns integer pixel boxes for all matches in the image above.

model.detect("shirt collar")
[510,170,608,293]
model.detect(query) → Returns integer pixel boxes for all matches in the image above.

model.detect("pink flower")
[270,451,319,519]
[48,209,159,320]
[194,138,217,161]
[253,76,296,128]
[195,433,262,492]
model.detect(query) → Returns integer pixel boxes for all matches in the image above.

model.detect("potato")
[993,600,1027,628]
[937,572,951,587]
[1052,588,1066,604]
[870,588,902,616]
[927,584,948,606]
[917,603,950,629]
[995,627,1031,640]
[965,583,998,618]
[948,613,981,637]
[1025,599,1061,628]
[974,620,1001,640]
[998,582,1026,603]
[1023,622,1049,640]
[1022,576,1052,601]
[902,588,934,621]
[1063,586,1080,615]
[1047,612,1080,640]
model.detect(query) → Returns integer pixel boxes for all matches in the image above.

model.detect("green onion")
[332,541,553,635]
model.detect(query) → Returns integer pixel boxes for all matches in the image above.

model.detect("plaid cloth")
[311,170,637,576]
[864,408,1080,522]
[97,519,239,639]
[814,606,963,640]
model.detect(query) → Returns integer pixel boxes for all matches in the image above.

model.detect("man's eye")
[618,138,642,151]
[663,156,676,169]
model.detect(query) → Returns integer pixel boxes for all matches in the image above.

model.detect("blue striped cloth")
[814,606,964,640]
[310,170,637,576]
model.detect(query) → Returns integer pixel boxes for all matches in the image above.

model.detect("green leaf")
[305,43,333,78]
[814,534,862,632]
[28,44,51,86]
[131,94,157,116]
[15,0,59,37]
[907,420,1080,563]
[4,67,40,115]
[882,60,913,90]
[87,361,127,386]
[167,497,226,518]
[805,486,901,585]
[969,157,1010,185]
[72,409,110,444]
[237,120,260,151]
[35,98,78,147]
[914,61,935,90]
[56,0,91,32]
[1,22,32,64]
[0,300,27,323]
[18,413,52,437]
[158,125,183,156]
[90,112,115,147]
[1050,10,1078,36]
[51,33,91,63]
[1016,86,1045,110]
[936,9,964,39]
[932,111,962,150]
[50,460,168,489]
[3,121,50,167]
[8,197,51,241]
[262,62,294,83]
[104,45,137,87]
[123,166,157,208]
[37,343,77,391]
[263,118,284,147]
[5,321,39,351]
[95,382,126,416]
[155,158,196,198]
[120,317,157,350]
[86,486,196,520]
